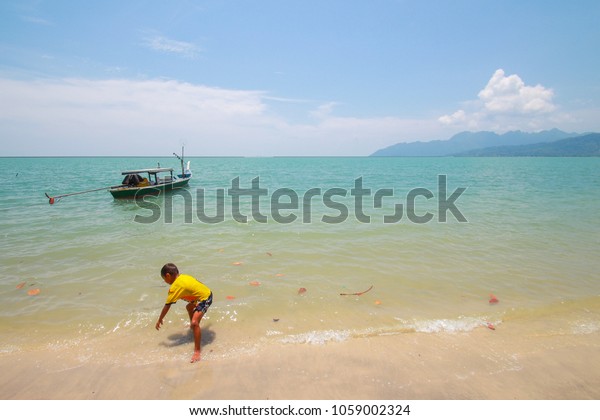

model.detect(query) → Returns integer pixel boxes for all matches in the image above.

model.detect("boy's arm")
[155,304,172,330]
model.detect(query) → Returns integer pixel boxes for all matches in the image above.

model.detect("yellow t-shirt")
[166,274,211,305]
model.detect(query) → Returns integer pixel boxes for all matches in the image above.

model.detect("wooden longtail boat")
[109,165,191,199]
[45,148,192,204]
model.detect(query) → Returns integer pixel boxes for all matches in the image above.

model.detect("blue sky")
[1,0,599,156]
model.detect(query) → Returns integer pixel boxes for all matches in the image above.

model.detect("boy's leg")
[190,309,204,363]
[186,302,195,325]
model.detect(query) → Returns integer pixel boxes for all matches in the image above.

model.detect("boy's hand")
[156,304,170,331]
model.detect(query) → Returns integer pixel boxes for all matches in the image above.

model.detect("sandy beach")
[1,318,599,400]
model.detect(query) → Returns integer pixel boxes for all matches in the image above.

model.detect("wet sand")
[1,323,599,400]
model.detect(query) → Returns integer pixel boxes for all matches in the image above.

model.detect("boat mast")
[173,146,185,177]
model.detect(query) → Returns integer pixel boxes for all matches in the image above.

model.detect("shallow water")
[1,156,599,363]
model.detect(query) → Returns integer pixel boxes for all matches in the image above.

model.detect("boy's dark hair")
[161,263,179,277]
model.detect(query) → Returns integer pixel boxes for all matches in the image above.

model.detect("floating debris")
[374,300,382,305]
[486,322,496,330]
[249,281,261,286]
[340,285,373,296]
[273,318,280,322]
[16,282,26,289]
[266,252,272,257]
[232,262,243,266]
[489,294,499,304]
[275,273,285,277]
[226,295,236,300]
[27,289,40,296]
[298,287,307,295]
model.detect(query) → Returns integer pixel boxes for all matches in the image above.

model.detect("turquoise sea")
[0,157,599,363]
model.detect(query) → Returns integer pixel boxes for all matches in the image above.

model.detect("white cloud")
[143,35,200,58]
[0,77,449,156]
[439,69,559,131]
[438,109,466,125]
[310,102,338,119]
[478,69,555,114]
[5,72,594,157]
[21,16,53,25]
[0,78,267,155]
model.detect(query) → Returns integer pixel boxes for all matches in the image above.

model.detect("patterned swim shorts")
[194,292,213,314]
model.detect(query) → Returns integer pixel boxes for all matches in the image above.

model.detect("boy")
[155,263,213,363]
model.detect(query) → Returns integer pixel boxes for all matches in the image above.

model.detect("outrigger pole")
[45,186,117,205]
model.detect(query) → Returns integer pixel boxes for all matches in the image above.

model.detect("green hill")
[454,133,600,157]
[370,129,575,157]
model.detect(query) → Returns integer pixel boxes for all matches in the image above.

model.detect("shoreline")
[1,325,599,400]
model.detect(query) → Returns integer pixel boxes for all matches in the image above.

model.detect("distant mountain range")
[455,133,600,157]
[370,129,600,157]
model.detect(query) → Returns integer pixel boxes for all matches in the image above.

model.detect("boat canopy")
[120,168,174,175]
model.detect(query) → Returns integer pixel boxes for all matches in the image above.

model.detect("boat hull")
[109,177,191,199]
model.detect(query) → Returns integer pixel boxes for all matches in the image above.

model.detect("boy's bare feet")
[191,350,201,363]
